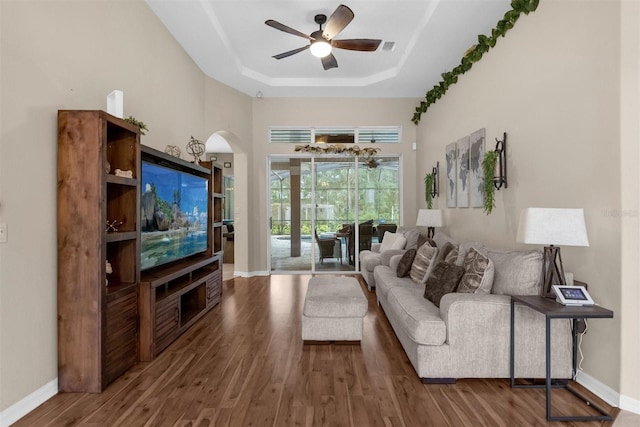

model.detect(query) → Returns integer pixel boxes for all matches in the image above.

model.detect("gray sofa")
[372,231,573,382]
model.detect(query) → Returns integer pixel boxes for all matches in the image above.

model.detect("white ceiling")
[146,0,512,99]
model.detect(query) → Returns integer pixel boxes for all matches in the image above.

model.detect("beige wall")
[0,0,250,412]
[417,0,635,401]
[251,98,419,273]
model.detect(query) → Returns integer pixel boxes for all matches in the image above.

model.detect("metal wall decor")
[431,161,440,198]
[493,133,508,190]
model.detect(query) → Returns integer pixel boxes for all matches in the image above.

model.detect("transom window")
[270,126,401,144]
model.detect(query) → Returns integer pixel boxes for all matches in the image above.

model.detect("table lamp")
[416,209,443,239]
[516,208,589,297]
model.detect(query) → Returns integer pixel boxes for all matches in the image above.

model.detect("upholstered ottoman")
[302,277,368,341]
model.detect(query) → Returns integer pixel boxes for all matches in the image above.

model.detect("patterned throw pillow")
[423,261,466,307]
[457,247,495,294]
[396,248,417,277]
[409,243,437,284]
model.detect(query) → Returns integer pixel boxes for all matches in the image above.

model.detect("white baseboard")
[0,378,58,427]
[232,270,269,278]
[620,393,640,415]
[575,370,619,407]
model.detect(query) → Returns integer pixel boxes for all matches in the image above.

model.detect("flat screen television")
[140,160,209,271]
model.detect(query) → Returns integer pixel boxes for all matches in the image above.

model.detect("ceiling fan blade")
[332,39,382,52]
[321,53,338,70]
[273,45,310,60]
[265,19,312,40]
[323,4,354,40]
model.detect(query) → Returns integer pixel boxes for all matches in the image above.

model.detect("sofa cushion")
[380,232,406,253]
[409,243,437,284]
[423,261,465,307]
[374,265,414,301]
[396,248,416,277]
[457,247,495,294]
[432,231,457,249]
[387,285,447,345]
[397,227,421,250]
[484,248,543,296]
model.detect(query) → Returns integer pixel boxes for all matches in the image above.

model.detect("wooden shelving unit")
[57,110,140,392]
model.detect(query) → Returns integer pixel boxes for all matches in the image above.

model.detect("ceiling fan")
[265,4,382,70]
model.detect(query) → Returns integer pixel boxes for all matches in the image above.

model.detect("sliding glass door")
[269,155,399,273]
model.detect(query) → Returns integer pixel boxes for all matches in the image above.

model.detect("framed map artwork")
[445,142,457,208]
[469,128,486,208]
[456,136,470,208]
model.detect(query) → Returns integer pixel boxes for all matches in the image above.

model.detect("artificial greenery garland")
[294,144,381,168]
[424,173,434,209]
[124,116,148,135]
[482,151,498,215]
[411,0,539,124]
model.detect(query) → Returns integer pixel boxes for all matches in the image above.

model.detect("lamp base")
[542,245,566,298]
[427,227,435,239]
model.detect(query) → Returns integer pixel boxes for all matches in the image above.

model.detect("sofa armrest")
[439,293,511,344]
[379,249,407,266]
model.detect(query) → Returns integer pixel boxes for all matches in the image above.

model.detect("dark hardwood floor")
[16,275,618,426]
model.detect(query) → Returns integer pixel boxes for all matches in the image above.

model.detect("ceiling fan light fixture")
[310,38,332,58]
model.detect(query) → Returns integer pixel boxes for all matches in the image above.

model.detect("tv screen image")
[140,161,208,270]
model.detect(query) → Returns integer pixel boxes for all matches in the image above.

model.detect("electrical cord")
[574,319,588,380]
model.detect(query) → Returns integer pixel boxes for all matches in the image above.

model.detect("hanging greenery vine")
[411,0,539,124]
[482,151,498,215]
[424,173,434,209]
[294,144,381,168]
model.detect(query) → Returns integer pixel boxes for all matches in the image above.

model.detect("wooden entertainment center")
[57,111,223,392]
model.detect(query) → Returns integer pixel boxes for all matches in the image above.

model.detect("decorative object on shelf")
[106,90,123,118]
[124,116,148,135]
[186,135,205,164]
[294,143,381,168]
[469,128,486,208]
[481,132,507,215]
[164,145,181,158]
[416,208,444,239]
[411,0,539,124]
[224,162,232,168]
[105,160,111,174]
[105,260,113,286]
[114,169,133,178]
[516,208,589,298]
[106,219,123,232]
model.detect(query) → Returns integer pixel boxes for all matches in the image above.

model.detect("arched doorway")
[205,131,247,279]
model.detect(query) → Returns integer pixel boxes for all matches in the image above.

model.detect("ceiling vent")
[381,41,396,52]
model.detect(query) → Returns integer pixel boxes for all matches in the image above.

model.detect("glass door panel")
[270,158,313,272]
[314,157,356,272]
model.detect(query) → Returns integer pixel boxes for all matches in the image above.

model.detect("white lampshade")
[416,209,443,227]
[310,39,332,58]
[516,208,589,247]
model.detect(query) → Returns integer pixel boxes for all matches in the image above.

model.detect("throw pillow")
[396,248,417,277]
[379,232,407,253]
[424,261,465,307]
[409,243,437,284]
[457,247,495,294]
[444,245,459,264]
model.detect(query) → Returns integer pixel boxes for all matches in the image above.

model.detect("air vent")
[382,41,396,52]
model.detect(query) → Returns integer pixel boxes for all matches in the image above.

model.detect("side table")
[510,295,614,422]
